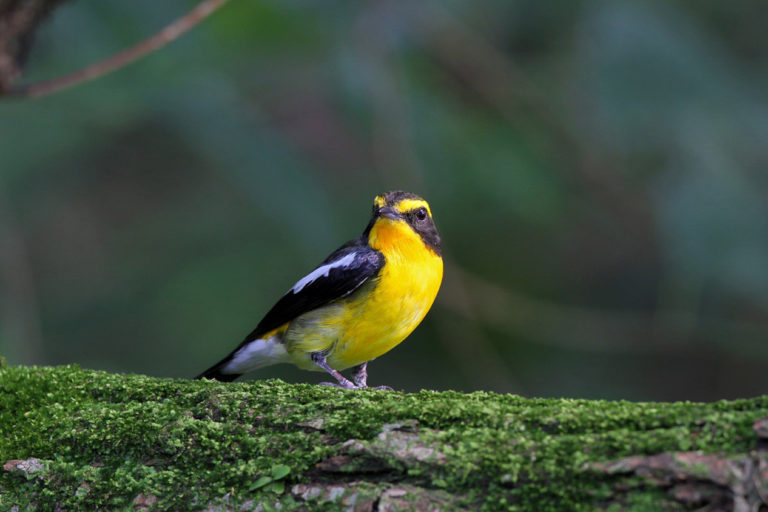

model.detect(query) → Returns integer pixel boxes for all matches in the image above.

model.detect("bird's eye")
[415,207,428,221]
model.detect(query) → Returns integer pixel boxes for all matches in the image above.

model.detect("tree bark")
[1,363,767,511]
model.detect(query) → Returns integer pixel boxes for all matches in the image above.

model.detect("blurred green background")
[2,0,767,401]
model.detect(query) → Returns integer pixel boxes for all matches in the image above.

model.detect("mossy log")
[2,364,768,511]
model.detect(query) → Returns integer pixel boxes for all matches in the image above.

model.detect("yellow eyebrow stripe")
[394,198,432,217]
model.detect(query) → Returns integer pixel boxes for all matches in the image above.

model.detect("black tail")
[195,357,242,382]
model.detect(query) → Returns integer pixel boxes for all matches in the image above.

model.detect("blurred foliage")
[1,0,767,400]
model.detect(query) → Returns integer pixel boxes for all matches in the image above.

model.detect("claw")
[352,362,392,390]
[351,362,368,388]
[311,352,356,389]
[318,381,358,390]
[312,354,391,390]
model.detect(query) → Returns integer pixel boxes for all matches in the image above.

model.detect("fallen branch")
[0,0,230,99]
[2,364,768,510]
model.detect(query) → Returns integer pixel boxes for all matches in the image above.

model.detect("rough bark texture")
[2,363,768,511]
[0,0,70,91]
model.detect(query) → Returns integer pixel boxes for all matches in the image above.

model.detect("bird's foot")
[316,381,392,391]
[312,352,357,389]
[351,362,393,390]
[351,362,368,388]
[312,354,392,390]
[317,380,358,390]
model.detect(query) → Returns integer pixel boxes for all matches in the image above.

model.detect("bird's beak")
[378,206,401,220]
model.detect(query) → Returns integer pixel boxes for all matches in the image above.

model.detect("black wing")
[196,238,384,380]
[247,239,384,340]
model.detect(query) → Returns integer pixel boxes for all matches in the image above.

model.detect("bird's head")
[365,190,441,256]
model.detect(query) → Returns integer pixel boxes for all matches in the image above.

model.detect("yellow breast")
[326,217,443,369]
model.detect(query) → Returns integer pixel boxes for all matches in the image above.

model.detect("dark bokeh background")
[2,0,768,400]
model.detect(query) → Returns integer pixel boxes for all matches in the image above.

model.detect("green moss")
[1,365,766,511]
[603,489,685,512]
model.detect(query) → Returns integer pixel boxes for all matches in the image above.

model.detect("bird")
[196,190,443,389]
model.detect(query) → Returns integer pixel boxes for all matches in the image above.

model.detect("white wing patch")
[291,253,357,293]
[222,335,289,374]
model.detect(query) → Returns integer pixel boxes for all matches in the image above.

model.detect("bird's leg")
[311,352,357,389]
[351,362,368,388]
[352,362,393,391]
